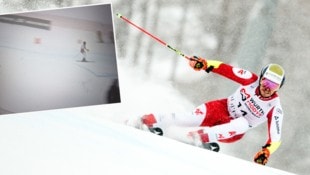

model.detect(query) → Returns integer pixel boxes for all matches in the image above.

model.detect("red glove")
[189,56,208,71]
[254,148,270,165]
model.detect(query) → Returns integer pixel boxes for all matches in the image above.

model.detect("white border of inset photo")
[0,3,121,114]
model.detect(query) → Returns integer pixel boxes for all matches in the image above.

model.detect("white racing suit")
[136,62,283,155]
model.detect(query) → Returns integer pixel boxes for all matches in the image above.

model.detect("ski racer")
[126,56,285,165]
[80,41,89,62]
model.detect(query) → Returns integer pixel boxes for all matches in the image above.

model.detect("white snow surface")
[0,60,297,175]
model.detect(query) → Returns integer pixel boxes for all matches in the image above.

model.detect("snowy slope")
[0,110,296,175]
[0,60,297,175]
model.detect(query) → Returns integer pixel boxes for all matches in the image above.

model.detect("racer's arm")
[189,56,258,85]
[254,106,283,165]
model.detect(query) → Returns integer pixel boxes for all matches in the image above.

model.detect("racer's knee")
[229,117,250,133]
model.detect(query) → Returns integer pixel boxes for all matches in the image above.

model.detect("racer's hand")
[189,56,208,71]
[254,148,270,165]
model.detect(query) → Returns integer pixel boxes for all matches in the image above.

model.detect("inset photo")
[0,3,120,114]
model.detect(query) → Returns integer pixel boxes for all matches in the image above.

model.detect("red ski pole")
[116,13,191,60]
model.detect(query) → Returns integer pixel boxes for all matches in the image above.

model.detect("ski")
[148,127,163,136]
[124,119,220,152]
[202,142,220,152]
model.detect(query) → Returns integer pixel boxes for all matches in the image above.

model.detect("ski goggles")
[260,78,280,91]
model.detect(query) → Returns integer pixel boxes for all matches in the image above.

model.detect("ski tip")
[116,13,122,18]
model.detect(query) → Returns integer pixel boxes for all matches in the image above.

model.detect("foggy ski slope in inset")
[0,12,119,114]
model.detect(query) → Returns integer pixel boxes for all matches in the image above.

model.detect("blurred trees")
[115,0,253,77]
